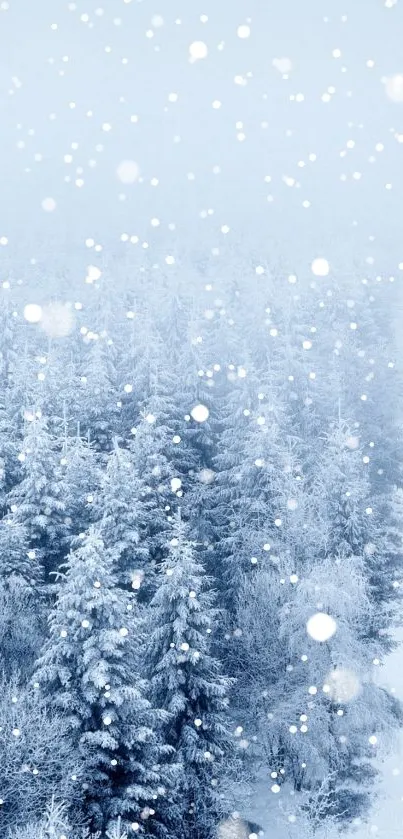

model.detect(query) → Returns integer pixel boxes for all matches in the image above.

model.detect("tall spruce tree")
[145,512,232,839]
[98,441,151,592]
[34,527,171,835]
[7,414,68,580]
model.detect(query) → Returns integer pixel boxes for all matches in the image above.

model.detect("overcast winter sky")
[1,0,403,271]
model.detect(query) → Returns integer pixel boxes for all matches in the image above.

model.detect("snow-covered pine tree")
[312,419,397,653]
[235,556,402,825]
[127,410,173,590]
[80,335,119,454]
[0,517,38,588]
[0,296,18,390]
[204,362,289,615]
[97,440,150,593]
[0,394,21,516]
[8,414,68,579]
[312,420,374,559]
[34,527,170,835]
[62,430,100,539]
[145,511,232,839]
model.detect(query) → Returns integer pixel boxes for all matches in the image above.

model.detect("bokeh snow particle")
[116,160,140,184]
[40,303,75,338]
[237,24,251,39]
[199,468,215,484]
[272,57,293,74]
[23,303,42,323]
[41,197,57,212]
[86,265,102,283]
[324,668,361,703]
[345,435,360,450]
[311,258,330,277]
[131,569,144,590]
[385,75,403,102]
[307,612,337,642]
[191,404,209,423]
[189,41,208,62]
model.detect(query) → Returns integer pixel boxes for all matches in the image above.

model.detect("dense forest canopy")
[0,251,402,838]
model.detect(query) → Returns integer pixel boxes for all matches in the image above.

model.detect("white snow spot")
[171,477,182,492]
[345,435,360,449]
[307,612,337,642]
[40,302,75,338]
[311,257,330,276]
[325,668,361,702]
[237,24,251,38]
[272,57,293,74]
[385,75,403,102]
[131,570,144,590]
[199,468,215,484]
[23,303,42,323]
[116,160,140,184]
[41,197,56,212]
[81,619,90,629]
[189,41,208,61]
[191,404,209,423]
[86,265,102,282]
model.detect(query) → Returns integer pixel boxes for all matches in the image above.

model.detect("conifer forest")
[1,2,403,839]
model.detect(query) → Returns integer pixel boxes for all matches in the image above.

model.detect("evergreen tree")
[145,512,232,839]
[62,430,100,538]
[80,336,119,454]
[98,441,150,592]
[0,394,21,516]
[313,419,398,652]
[34,527,170,835]
[0,517,38,587]
[8,415,68,579]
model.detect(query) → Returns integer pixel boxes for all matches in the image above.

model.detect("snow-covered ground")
[240,632,403,839]
[350,638,403,838]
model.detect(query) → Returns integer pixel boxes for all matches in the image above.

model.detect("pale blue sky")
[0,0,402,272]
